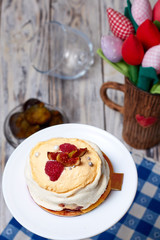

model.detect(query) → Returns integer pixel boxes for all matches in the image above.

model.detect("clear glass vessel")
[4,103,68,148]
[30,21,94,80]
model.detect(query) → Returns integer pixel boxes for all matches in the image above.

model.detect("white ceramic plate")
[2,124,138,240]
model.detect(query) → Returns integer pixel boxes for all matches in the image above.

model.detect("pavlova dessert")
[25,138,123,216]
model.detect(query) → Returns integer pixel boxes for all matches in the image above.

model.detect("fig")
[72,148,87,158]
[47,152,58,160]
[23,98,43,111]
[8,98,66,142]
[56,152,81,167]
[9,112,40,139]
[24,104,51,125]
[48,110,64,126]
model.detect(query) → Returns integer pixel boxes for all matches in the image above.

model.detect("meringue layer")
[25,138,110,211]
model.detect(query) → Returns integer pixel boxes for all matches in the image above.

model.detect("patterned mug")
[100,77,160,149]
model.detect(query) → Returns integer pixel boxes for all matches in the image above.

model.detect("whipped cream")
[25,140,110,211]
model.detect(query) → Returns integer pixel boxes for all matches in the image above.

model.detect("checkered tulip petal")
[107,8,134,40]
[131,0,152,26]
[142,45,160,74]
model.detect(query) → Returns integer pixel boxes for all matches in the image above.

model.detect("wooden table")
[0,0,159,234]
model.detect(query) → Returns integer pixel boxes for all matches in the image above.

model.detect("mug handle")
[100,81,125,114]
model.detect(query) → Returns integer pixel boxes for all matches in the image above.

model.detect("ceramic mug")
[100,77,160,149]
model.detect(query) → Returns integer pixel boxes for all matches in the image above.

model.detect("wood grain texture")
[49,0,104,127]
[0,0,50,231]
[0,0,159,234]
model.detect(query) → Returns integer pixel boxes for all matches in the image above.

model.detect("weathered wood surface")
[0,0,159,233]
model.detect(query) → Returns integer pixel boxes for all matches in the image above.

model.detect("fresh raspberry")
[59,143,77,152]
[45,161,64,181]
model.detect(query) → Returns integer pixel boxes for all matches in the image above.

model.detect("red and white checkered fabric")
[131,0,152,26]
[107,8,134,41]
[142,45,160,74]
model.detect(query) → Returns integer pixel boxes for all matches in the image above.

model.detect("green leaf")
[97,48,130,78]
